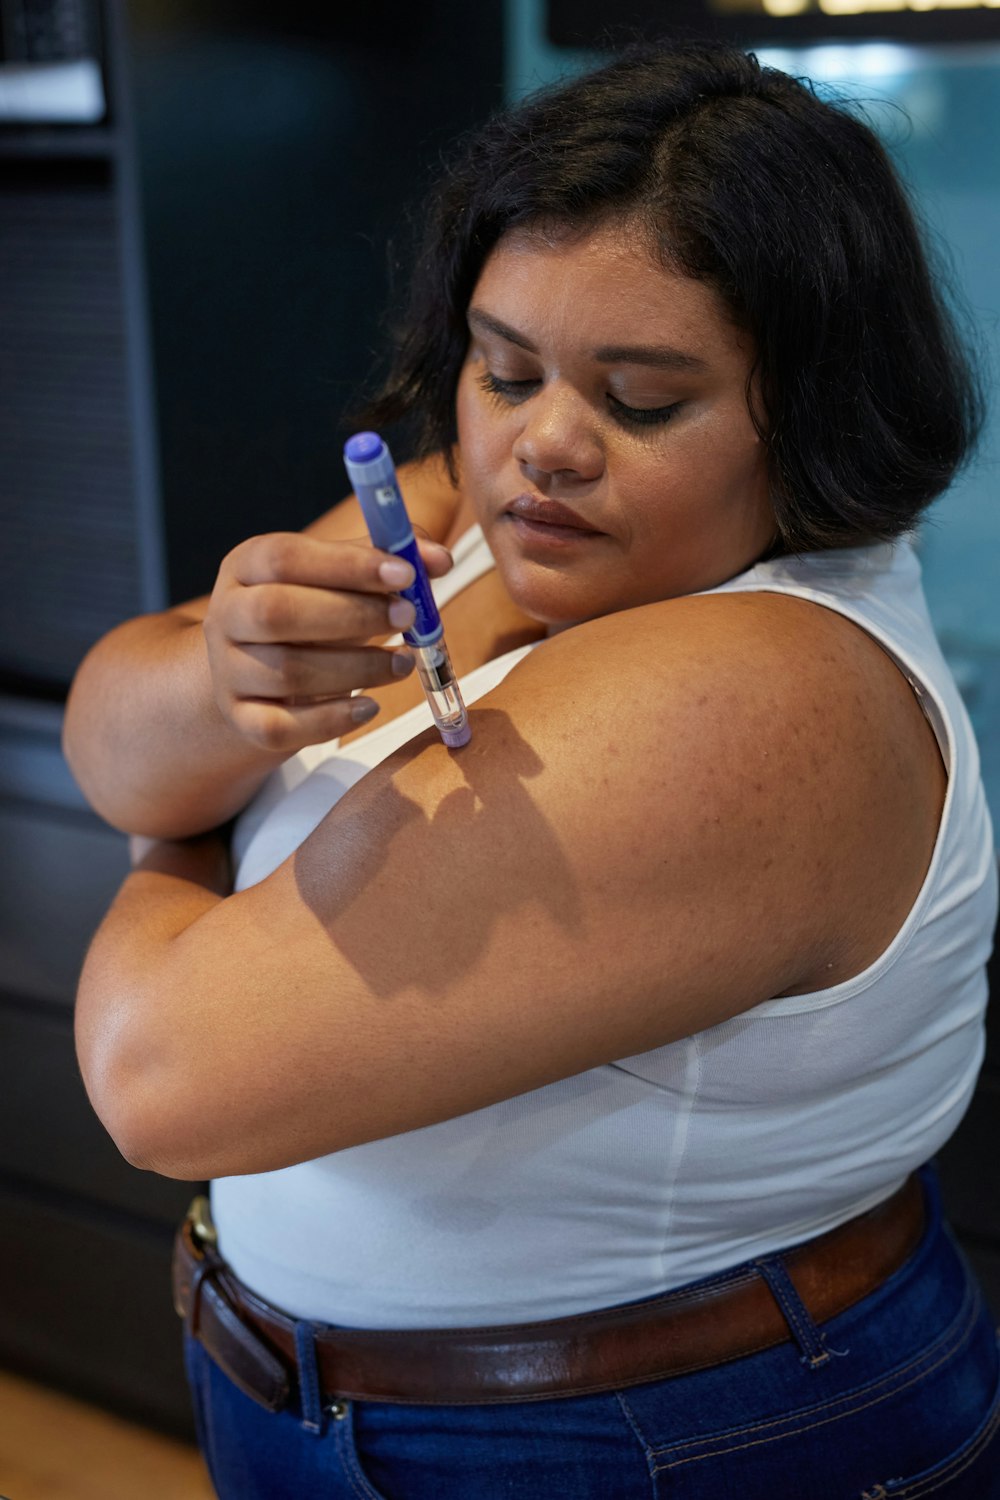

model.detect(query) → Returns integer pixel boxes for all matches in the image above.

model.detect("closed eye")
[477,370,683,430]
[477,371,537,404]
[607,395,682,429]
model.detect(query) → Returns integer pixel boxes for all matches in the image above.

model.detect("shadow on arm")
[291,707,585,1001]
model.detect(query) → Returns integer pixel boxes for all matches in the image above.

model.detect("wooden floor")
[0,1371,215,1500]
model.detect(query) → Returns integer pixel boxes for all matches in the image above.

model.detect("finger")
[415,536,454,578]
[228,695,385,754]
[225,582,415,645]
[227,532,420,594]
[227,642,414,701]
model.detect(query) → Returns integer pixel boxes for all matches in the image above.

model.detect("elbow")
[63,682,192,839]
[116,1138,208,1182]
[61,716,134,835]
[114,1120,248,1184]
[61,706,104,823]
[61,673,124,828]
[61,675,88,780]
[106,1125,179,1178]
[75,976,312,1181]
[75,950,245,1179]
[80,1059,250,1183]
[88,1080,333,1182]
[77,1048,163,1174]
[76,1015,206,1181]
[83,1067,212,1182]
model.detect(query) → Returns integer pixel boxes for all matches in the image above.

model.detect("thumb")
[412,528,454,578]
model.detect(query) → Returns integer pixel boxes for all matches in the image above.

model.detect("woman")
[66,41,998,1498]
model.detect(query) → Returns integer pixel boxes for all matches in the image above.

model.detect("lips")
[504,495,604,534]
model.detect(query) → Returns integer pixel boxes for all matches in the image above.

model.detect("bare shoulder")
[504,586,940,789]
[490,585,918,758]
[485,588,945,993]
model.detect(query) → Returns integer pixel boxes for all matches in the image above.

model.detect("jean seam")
[335,1411,389,1500]
[648,1277,981,1471]
[882,1364,1000,1497]
[615,1390,660,1491]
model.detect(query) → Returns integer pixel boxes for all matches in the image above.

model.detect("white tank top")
[215,528,996,1328]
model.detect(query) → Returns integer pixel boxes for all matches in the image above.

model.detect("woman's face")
[455,221,775,626]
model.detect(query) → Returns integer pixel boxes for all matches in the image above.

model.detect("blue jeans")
[184,1170,1000,1498]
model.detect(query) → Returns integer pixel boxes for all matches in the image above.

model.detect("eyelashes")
[608,395,683,429]
[477,372,535,405]
[476,371,681,430]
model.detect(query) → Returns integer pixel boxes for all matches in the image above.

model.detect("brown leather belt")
[173,1174,924,1410]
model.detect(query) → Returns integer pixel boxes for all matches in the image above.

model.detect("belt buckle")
[186,1193,218,1251]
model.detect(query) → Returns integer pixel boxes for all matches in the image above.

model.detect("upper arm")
[102,589,941,1179]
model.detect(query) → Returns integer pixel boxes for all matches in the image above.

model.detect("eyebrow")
[467,308,709,373]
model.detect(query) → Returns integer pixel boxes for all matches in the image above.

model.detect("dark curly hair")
[364,40,982,552]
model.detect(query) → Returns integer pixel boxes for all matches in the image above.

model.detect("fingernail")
[379,559,414,588]
[391,650,414,677]
[351,698,380,724]
[425,542,452,564]
[388,598,415,630]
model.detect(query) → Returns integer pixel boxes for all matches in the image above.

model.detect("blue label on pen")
[392,534,443,648]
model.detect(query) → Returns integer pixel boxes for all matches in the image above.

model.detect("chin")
[487,530,621,624]
[506,574,608,628]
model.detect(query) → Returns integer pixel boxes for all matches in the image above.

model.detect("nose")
[511,383,604,484]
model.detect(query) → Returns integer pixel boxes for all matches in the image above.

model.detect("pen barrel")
[412,639,457,697]
[344,430,470,748]
[386,533,444,649]
[343,435,442,645]
[411,639,470,746]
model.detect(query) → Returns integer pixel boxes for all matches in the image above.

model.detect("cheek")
[455,374,505,524]
[675,409,768,502]
[702,429,774,549]
[456,369,515,483]
[454,368,473,444]
[722,428,771,515]
[455,370,491,461]
[623,426,771,557]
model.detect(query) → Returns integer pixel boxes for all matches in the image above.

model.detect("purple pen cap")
[344,430,384,466]
[440,721,472,749]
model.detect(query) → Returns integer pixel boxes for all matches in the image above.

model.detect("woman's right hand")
[202,530,453,754]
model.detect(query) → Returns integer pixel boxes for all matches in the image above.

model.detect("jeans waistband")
[173,1173,925,1409]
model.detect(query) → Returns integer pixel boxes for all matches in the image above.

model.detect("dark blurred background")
[0,0,996,1441]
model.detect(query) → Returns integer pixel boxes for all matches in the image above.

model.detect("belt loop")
[294,1321,326,1435]
[753,1256,831,1368]
[187,1253,216,1338]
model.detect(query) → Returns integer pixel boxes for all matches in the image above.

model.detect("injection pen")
[343,431,471,748]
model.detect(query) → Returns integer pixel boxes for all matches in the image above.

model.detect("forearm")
[63,610,286,838]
